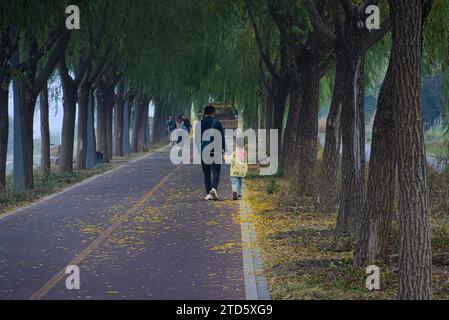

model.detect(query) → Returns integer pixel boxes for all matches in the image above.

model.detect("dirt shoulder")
[245,172,449,300]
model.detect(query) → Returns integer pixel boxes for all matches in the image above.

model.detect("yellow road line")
[29,165,182,300]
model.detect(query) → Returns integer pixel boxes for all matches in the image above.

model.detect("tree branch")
[17,21,65,72]
[319,53,334,78]
[365,16,391,49]
[268,0,308,59]
[33,29,70,97]
[246,1,279,79]
[58,55,75,87]
[304,0,337,45]
[341,0,356,17]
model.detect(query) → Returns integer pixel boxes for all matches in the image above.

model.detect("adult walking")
[176,114,192,144]
[166,115,177,135]
[200,105,225,201]
[166,115,177,144]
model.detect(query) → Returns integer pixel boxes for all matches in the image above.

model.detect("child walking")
[229,138,248,200]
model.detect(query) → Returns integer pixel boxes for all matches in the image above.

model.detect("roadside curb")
[240,198,271,300]
[0,144,171,221]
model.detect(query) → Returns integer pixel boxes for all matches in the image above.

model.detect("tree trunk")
[358,56,366,179]
[265,94,274,132]
[76,84,89,170]
[12,72,26,192]
[40,83,51,177]
[86,89,96,169]
[0,80,8,188]
[106,92,114,162]
[272,79,289,157]
[114,82,124,157]
[282,78,301,177]
[317,57,344,212]
[59,78,77,173]
[139,98,150,151]
[20,89,37,190]
[390,0,432,300]
[123,99,131,155]
[354,59,396,267]
[295,56,320,195]
[258,98,264,129]
[96,87,108,161]
[335,49,366,235]
[131,96,145,153]
[152,97,162,145]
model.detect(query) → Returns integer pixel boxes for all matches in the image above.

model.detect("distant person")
[167,115,177,135]
[200,105,225,201]
[179,114,192,133]
[176,114,192,144]
[167,115,177,144]
[227,137,248,200]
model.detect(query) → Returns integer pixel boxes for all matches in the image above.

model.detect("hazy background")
[5,79,155,174]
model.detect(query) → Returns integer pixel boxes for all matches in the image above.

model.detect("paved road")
[0,146,245,300]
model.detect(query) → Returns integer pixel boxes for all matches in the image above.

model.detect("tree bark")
[131,96,145,153]
[282,77,301,177]
[265,94,274,154]
[139,98,150,151]
[335,48,366,235]
[295,55,320,195]
[87,89,96,169]
[390,0,432,300]
[59,73,77,174]
[354,59,396,267]
[0,80,8,188]
[272,78,289,155]
[20,90,37,190]
[106,91,114,162]
[96,86,108,161]
[114,81,125,157]
[123,98,132,155]
[317,57,344,212]
[96,75,116,163]
[76,82,89,170]
[40,83,51,177]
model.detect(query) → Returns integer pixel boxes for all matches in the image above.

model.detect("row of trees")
[0,0,213,190]
[231,0,447,299]
[1,0,448,299]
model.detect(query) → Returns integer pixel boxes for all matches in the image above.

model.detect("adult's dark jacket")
[200,116,226,157]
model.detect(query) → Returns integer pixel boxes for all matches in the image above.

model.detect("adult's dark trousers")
[201,162,221,194]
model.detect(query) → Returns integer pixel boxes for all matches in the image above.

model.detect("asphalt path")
[0,146,244,300]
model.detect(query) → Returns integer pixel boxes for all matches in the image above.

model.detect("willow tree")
[387,0,432,300]
[268,0,334,193]
[304,0,390,233]
[0,2,22,188]
[11,2,70,189]
[57,1,113,172]
[355,0,448,267]
[0,24,11,186]
[245,2,290,157]
[0,1,68,189]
